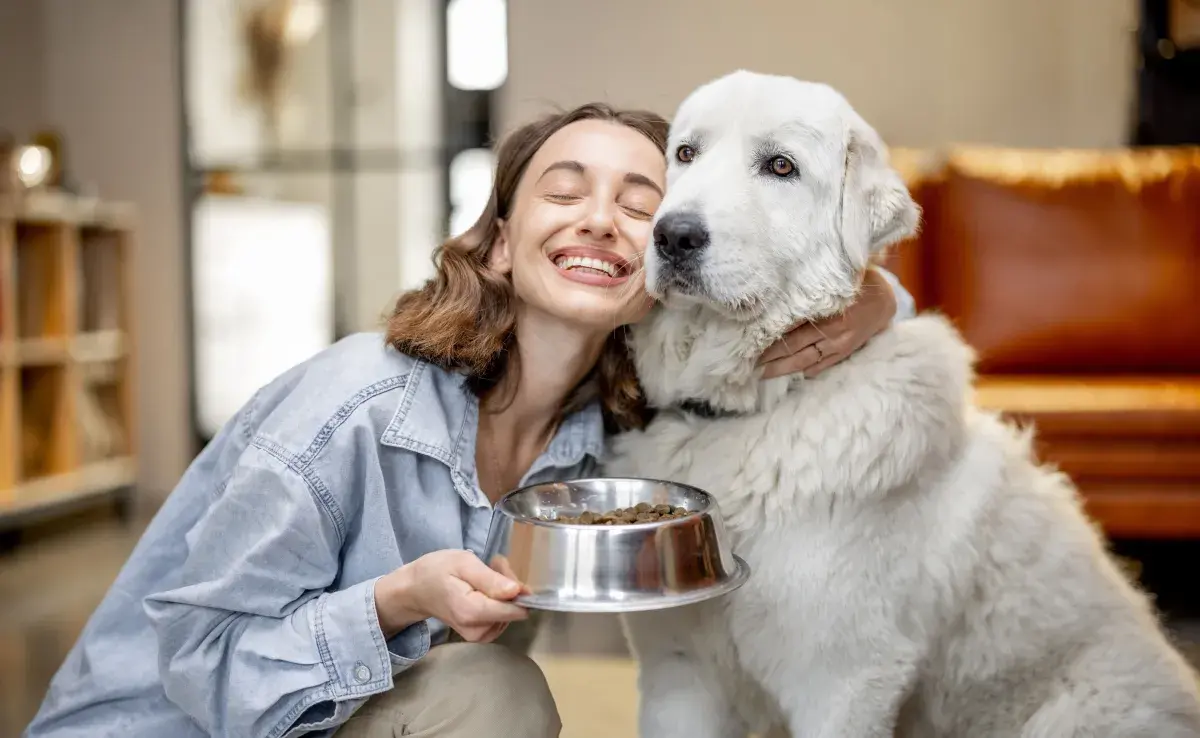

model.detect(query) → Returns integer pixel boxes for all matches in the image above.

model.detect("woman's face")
[491,120,666,333]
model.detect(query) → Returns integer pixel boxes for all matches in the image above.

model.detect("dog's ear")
[839,119,920,269]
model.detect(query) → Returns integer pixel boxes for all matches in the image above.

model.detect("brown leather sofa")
[879,146,1200,539]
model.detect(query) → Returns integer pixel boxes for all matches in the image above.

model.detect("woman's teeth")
[554,255,619,277]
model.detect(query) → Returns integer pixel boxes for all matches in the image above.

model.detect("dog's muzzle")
[652,212,709,290]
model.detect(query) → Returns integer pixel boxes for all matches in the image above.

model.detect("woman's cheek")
[623,296,655,325]
[628,222,654,254]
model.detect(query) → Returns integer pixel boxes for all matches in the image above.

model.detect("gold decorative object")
[15,146,53,189]
[203,170,245,196]
[239,0,324,149]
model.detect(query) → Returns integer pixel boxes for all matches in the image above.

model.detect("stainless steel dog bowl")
[482,478,750,613]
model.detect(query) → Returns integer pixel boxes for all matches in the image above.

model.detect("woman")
[26,103,913,738]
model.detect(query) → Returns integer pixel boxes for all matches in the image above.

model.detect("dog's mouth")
[648,271,699,300]
[658,281,772,324]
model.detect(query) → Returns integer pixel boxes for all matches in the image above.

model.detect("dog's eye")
[768,156,796,178]
[676,145,696,164]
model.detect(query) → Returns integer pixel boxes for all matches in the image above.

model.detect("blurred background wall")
[501,0,1136,148]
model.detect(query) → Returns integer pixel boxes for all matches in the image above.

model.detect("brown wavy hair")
[385,103,669,432]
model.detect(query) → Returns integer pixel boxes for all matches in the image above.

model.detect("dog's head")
[645,70,919,326]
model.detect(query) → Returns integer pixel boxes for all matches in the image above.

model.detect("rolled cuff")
[281,580,431,737]
[314,577,414,700]
[874,267,916,323]
[387,619,431,673]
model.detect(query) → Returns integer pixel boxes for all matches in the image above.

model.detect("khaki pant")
[337,619,559,737]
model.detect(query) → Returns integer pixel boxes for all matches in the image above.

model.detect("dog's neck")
[631,301,809,416]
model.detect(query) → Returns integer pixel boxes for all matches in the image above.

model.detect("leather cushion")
[926,149,1200,374]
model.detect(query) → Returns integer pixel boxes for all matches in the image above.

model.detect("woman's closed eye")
[621,203,655,219]
[619,190,661,220]
[545,192,582,204]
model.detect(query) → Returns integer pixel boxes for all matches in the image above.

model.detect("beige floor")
[536,656,639,738]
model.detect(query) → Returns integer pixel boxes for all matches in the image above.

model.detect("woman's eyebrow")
[624,172,663,198]
[537,160,586,181]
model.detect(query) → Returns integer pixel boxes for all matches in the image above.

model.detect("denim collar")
[380,359,606,476]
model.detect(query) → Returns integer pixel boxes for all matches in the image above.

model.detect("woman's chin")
[514,268,648,332]
[537,290,646,332]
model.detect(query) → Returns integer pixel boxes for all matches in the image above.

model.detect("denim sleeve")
[874,266,916,322]
[143,442,430,738]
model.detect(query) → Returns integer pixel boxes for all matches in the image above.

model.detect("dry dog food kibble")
[540,501,692,525]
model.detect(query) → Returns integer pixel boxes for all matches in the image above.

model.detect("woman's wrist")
[374,566,426,639]
[864,266,898,326]
[868,265,915,323]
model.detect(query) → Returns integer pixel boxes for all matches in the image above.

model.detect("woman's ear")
[488,218,512,274]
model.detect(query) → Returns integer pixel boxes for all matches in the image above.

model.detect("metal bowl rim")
[492,476,717,529]
[512,553,752,613]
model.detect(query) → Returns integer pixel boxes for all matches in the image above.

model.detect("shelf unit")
[0,191,137,528]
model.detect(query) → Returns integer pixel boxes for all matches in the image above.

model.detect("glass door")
[179,0,505,447]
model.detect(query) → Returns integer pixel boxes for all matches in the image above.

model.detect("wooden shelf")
[0,331,127,367]
[0,191,136,522]
[7,457,136,516]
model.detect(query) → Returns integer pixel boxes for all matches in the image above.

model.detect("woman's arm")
[759,265,914,379]
[143,443,430,738]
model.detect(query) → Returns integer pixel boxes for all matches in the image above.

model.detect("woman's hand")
[758,267,898,379]
[374,550,529,643]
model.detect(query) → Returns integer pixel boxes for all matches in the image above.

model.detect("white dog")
[607,70,1200,738]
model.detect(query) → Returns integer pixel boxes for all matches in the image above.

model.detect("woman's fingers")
[456,620,510,644]
[487,554,531,594]
[760,344,823,379]
[452,590,529,626]
[801,351,844,379]
[759,321,824,365]
[444,554,529,630]
[455,552,523,601]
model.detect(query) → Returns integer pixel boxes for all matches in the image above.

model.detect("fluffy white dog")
[608,70,1200,738]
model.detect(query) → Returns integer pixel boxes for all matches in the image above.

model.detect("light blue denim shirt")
[24,273,914,738]
[24,333,605,738]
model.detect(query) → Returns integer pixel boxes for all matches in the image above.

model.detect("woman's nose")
[577,199,617,241]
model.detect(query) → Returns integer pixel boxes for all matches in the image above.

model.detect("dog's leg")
[775,654,919,738]
[635,651,745,737]
[1018,676,1200,738]
[622,610,745,738]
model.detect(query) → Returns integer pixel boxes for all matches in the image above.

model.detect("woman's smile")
[547,245,634,286]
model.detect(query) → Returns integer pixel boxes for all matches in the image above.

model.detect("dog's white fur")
[608,70,1200,738]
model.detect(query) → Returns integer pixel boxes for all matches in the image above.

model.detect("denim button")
[353,662,371,683]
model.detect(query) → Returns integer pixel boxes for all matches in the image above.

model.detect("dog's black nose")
[653,212,710,259]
